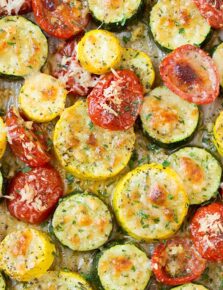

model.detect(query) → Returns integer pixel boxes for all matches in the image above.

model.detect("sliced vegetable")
[0,0,32,16]
[49,40,99,96]
[213,42,223,87]
[0,16,48,77]
[77,30,122,74]
[87,0,143,28]
[19,73,67,122]
[160,44,220,105]
[52,193,112,251]
[168,147,222,204]
[213,110,223,155]
[190,202,223,261]
[151,238,207,286]
[0,229,55,281]
[120,48,155,93]
[93,243,151,290]
[0,117,7,159]
[53,100,135,180]
[87,69,144,131]
[113,164,188,241]
[7,166,63,224]
[171,283,209,290]
[32,0,89,39]
[0,273,5,290]
[193,0,223,29]
[6,107,50,167]
[150,0,211,51]
[140,86,199,147]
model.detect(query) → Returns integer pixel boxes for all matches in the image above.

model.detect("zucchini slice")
[140,86,199,147]
[0,16,48,78]
[52,193,113,251]
[171,284,208,290]
[0,117,6,159]
[53,100,135,180]
[77,30,122,74]
[0,273,5,290]
[93,243,151,290]
[168,147,222,205]
[149,0,211,51]
[213,43,223,87]
[87,0,143,28]
[19,73,67,122]
[120,48,155,93]
[0,229,55,282]
[113,163,188,241]
[214,111,223,156]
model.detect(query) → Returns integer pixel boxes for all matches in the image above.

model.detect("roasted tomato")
[0,0,32,16]
[160,44,220,105]
[151,238,207,286]
[87,69,144,131]
[193,0,223,29]
[190,202,223,261]
[32,0,90,39]
[7,166,63,224]
[6,107,50,167]
[50,40,98,96]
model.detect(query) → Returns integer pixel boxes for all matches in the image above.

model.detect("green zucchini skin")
[88,0,144,31]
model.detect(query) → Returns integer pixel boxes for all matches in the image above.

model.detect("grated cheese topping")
[1,0,25,15]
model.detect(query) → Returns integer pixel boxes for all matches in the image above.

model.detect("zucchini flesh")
[168,147,222,205]
[140,86,199,147]
[213,43,223,88]
[170,283,208,290]
[0,16,48,77]
[150,0,211,51]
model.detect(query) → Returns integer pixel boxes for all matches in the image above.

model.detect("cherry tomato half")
[87,69,144,131]
[32,0,90,39]
[50,40,99,96]
[193,0,223,29]
[160,44,220,105]
[190,202,223,261]
[0,0,32,16]
[151,238,207,286]
[6,107,50,167]
[7,166,63,224]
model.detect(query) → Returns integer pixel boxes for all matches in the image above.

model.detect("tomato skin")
[151,238,207,286]
[7,166,63,224]
[87,69,144,131]
[193,0,223,29]
[0,0,32,16]
[50,40,98,96]
[190,202,223,261]
[6,107,50,167]
[32,0,90,39]
[160,44,220,105]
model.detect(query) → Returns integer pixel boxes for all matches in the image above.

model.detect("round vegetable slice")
[160,44,220,105]
[150,0,211,51]
[190,202,223,261]
[87,69,144,131]
[171,283,209,290]
[53,100,135,180]
[49,40,99,96]
[140,86,199,147]
[19,73,67,122]
[6,107,50,167]
[77,30,122,74]
[168,147,222,204]
[193,0,223,29]
[7,166,64,224]
[94,243,151,290]
[213,42,223,87]
[213,110,223,155]
[32,0,89,39]
[52,193,112,251]
[120,48,155,93]
[0,117,7,159]
[113,164,188,241]
[151,238,207,286]
[0,228,55,281]
[0,16,48,77]
[0,0,32,16]
[0,273,5,290]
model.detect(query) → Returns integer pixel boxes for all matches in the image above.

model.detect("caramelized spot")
[181,157,204,184]
[97,218,109,233]
[67,135,80,148]
[149,185,167,205]
[175,62,199,85]
[180,10,191,25]
[41,86,57,101]
[105,0,122,8]
[87,133,97,146]
[12,231,32,256]
[164,208,174,220]
[112,256,133,276]
[71,235,80,245]
[78,214,92,226]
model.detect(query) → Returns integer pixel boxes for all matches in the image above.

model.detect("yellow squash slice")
[213,43,223,87]
[0,117,6,159]
[213,111,223,156]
